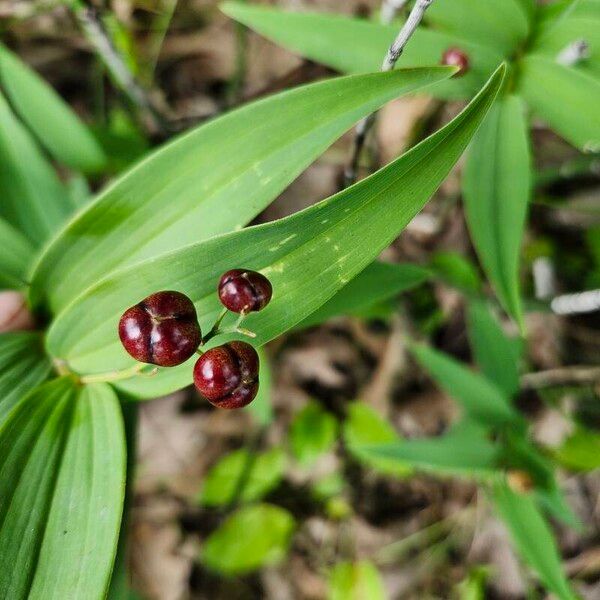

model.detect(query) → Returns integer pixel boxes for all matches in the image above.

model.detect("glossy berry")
[118,291,201,367]
[441,47,470,76]
[218,269,273,314]
[193,341,259,409]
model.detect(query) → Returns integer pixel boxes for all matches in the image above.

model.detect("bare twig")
[521,366,600,390]
[72,2,170,134]
[344,0,435,187]
[551,289,600,315]
[557,39,590,66]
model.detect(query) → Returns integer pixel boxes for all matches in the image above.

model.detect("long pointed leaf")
[0,378,126,600]
[0,91,71,245]
[463,95,531,328]
[0,44,106,173]
[0,217,35,290]
[409,341,522,428]
[0,332,51,424]
[362,420,500,477]
[491,480,577,600]
[222,2,502,100]
[518,55,600,152]
[30,68,453,313]
[466,300,521,398]
[46,66,506,399]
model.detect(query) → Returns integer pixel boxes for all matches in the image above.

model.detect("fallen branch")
[521,366,600,390]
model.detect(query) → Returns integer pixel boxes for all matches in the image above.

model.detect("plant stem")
[80,363,148,385]
[344,0,435,187]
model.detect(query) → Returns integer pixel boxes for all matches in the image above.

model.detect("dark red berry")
[218,269,273,314]
[441,47,470,76]
[118,291,201,367]
[193,341,259,409]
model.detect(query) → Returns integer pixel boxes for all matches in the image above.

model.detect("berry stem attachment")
[201,308,229,346]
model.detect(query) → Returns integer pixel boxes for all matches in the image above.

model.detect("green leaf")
[199,447,286,506]
[31,68,453,313]
[0,377,126,600]
[0,90,71,245]
[0,44,106,173]
[343,402,411,477]
[409,342,522,428]
[290,402,338,466]
[491,480,577,600]
[0,332,51,424]
[531,12,600,78]
[425,0,530,55]
[297,261,430,329]
[555,427,600,471]
[202,503,295,575]
[429,251,481,294]
[466,300,521,398]
[463,95,531,328]
[360,420,500,477]
[328,561,386,600]
[0,217,35,290]
[222,2,503,100]
[518,54,600,152]
[48,66,505,399]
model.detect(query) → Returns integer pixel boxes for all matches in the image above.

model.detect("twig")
[72,1,170,135]
[551,289,600,315]
[521,366,600,390]
[557,39,590,67]
[344,0,435,187]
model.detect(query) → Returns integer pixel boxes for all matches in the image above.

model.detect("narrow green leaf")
[48,66,506,399]
[463,95,531,328]
[518,55,600,152]
[328,561,386,600]
[222,2,503,100]
[491,480,577,600]
[31,67,453,313]
[0,44,106,172]
[0,332,51,424]
[0,217,35,290]
[298,261,430,329]
[290,402,338,466]
[361,420,499,477]
[343,403,412,477]
[199,447,285,506]
[202,504,295,575]
[429,251,481,294]
[410,342,522,427]
[0,378,126,600]
[555,427,600,471]
[0,91,71,245]
[425,0,530,55]
[531,13,600,78]
[466,300,521,398]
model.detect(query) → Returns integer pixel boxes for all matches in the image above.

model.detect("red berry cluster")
[118,269,272,409]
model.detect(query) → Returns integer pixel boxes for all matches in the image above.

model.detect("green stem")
[80,363,148,385]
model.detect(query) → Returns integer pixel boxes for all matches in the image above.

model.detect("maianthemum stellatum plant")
[0,1,594,598]
[0,39,502,596]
